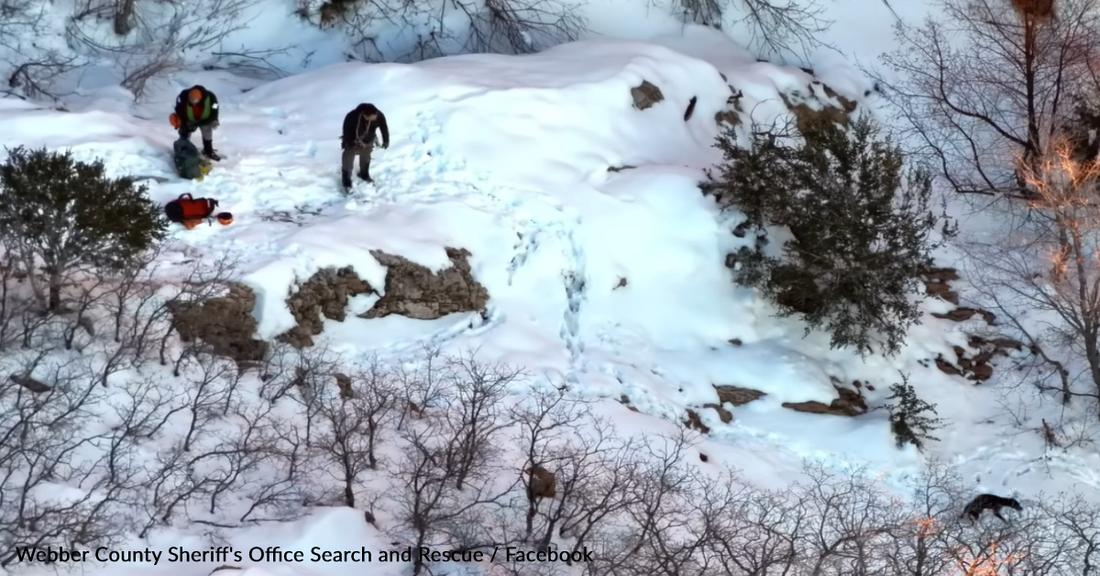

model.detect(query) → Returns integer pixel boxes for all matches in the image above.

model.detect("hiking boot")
[357,171,372,183]
[341,170,353,191]
[202,139,221,161]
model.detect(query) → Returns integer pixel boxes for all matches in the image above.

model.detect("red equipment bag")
[164,193,219,228]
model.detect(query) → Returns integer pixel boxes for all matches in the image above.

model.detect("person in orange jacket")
[169,85,221,161]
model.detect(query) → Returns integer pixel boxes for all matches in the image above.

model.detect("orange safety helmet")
[188,88,203,103]
[216,212,234,226]
[169,113,180,129]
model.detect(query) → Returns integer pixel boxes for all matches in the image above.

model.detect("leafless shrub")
[304,0,587,63]
[872,0,1100,199]
[450,0,587,55]
[0,354,134,566]
[155,253,243,368]
[442,351,522,490]
[386,393,516,574]
[509,385,597,548]
[651,0,832,62]
[311,354,400,508]
[347,354,401,470]
[0,247,33,352]
[65,0,288,99]
[963,140,1100,414]
[0,0,86,101]
[392,346,451,431]
[710,486,805,575]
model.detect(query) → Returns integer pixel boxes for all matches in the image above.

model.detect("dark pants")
[180,123,215,142]
[341,143,373,176]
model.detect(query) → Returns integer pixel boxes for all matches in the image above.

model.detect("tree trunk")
[114,0,136,36]
[48,272,62,312]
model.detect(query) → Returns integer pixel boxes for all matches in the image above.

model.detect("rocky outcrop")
[782,384,868,417]
[169,284,268,365]
[715,86,743,128]
[274,248,488,347]
[272,248,487,348]
[631,80,664,110]
[932,307,996,324]
[684,409,712,433]
[923,267,960,304]
[680,385,768,433]
[780,81,857,136]
[359,248,489,320]
[932,335,1025,382]
[920,267,1030,382]
[277,267,373,349]
[714,384,766,406]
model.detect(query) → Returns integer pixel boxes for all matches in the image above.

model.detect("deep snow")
[2,1,1100,576]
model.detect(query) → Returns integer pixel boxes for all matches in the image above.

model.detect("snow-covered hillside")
[4,1,1100,576]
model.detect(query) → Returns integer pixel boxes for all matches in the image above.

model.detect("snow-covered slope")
[2,23,1094,496]
[4,4,1100,576]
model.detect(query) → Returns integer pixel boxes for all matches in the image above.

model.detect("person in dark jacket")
[171,85,221,161]
[340,103,389,190]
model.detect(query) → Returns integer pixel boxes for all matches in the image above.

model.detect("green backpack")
[173,138,210,180]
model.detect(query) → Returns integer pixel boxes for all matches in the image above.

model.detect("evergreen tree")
[707,113,956,356]
[0,146,167,311]
[883,375,945,451]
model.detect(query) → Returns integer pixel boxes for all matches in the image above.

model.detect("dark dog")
[961,494,1023,523]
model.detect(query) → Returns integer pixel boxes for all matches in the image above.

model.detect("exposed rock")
[935,357,962,376]
[619,394,640,413]
[782,385,867,417]
[359,248,489,320]
[608,165,637,172]
[925,281,960,305]
[704,403,734,424]
[931,307,996,324]
[169,283,268,365]
[699,453,709,462]
[715,90,743,128]
[919,266,1031,382]
[614,277,628,290]
[713,384,765,406]
[631,80,664,110]
[924,267,960,282]
[684,409,710,433]
[277,267,373,348]
[971,363,994,381]
[715,109,741,128]
[729,338,743,346]
[9,374,50,393]
[820,83,858,113]
[780,90,852,136]
[684,96,698,121]
[935,334,1025,383]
